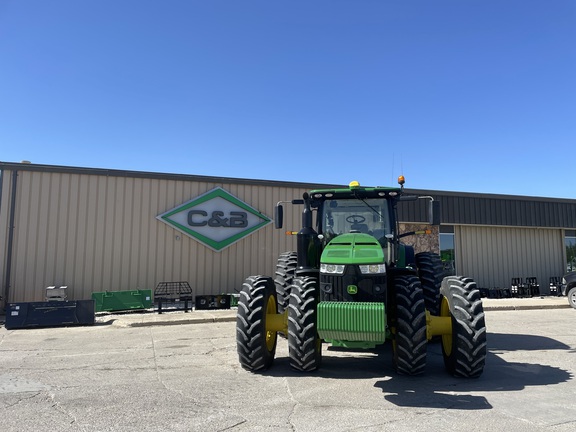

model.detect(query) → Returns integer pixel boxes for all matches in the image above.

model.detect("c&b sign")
[157,187,272,251]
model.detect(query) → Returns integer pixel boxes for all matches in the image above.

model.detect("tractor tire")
[287,276,322,372]
[440,276,487,378]
[236,276,278,371]
[274,251,298,314]
[567,286,576,309]
[391,275,427,375]
[415,252,444,316]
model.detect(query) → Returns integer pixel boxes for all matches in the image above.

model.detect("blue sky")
[1,1,575,198]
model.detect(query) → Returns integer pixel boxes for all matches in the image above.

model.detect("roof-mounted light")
[397,175,405,186]
[349,181,360,188]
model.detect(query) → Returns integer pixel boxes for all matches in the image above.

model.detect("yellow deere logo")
[347,285,358,295]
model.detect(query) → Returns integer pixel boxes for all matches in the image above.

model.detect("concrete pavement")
[1,306,576,431]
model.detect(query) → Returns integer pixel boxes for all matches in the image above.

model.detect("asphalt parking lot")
[1,304,575,432]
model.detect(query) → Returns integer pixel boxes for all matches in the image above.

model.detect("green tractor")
[236,179,487,378]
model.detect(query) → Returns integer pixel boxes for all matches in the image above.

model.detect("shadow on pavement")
[374,332,573,410]
[258,332,573,411]
[488,332,571,351]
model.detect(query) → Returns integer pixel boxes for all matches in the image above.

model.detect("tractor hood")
[321,233,384,265]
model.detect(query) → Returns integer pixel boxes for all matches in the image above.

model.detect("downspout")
[3,170,18,307]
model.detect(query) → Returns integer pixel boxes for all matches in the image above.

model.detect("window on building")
[440,225,455,275]
[566,230,576,272]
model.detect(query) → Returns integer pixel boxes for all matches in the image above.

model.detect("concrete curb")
[94,309,239,328]
[481,297,571,312]
[3,298,572,329]
[483,304,572,311]
[126,315,237,327]
[110,299,572,328]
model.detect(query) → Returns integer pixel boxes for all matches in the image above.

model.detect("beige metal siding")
[3,165,571,305]
[455,225,565,291]
[1,168,306,303]
[0,170,13,299]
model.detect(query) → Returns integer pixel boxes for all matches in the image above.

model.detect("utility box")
[195,295,231,310]
[526,277,540,296]
[5,300,95,330]
[92,290,153,312]
[549,277,562,296]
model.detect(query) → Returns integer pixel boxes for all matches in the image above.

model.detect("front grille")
[320,266,386,302]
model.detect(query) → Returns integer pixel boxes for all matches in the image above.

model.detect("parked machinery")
[549,277,562,296]
[510,278,527,297]
[236,179,487,378]
[525,277,540,297]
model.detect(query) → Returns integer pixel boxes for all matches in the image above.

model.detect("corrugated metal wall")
[455,225,566,291]
[0,168,309,303]
[1,164,574,304]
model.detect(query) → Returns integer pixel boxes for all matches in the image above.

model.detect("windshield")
[320,198,391,244]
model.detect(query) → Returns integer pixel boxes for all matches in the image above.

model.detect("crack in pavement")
[47,392,78,425]
[283,377,298,432]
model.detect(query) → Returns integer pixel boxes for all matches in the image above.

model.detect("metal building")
[400,189,576,292]
[1,162,575,306]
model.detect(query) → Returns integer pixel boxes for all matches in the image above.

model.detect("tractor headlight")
[359,264,386,274]
[320,263,345,274]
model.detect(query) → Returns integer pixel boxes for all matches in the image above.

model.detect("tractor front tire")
[236,276,278,371]
[415,252,444,316]
[440,276,487,378]
[274,251,297,314]
[288,276,322,372]
[392,275,427,375]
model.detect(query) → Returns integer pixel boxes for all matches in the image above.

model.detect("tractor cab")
[318,196,392,246]
[275,179,416,275]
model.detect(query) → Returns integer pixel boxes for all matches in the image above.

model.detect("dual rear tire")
[415,252,444,316]
[391,275,428,375]
[274,251,297,314]
[236,276,278,371]
[287,276,322,371]
[391,274,487,378]
[236,275,322,372]
[440,276,487,378]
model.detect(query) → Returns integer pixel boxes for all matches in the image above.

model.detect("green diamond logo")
[157,187,272,251]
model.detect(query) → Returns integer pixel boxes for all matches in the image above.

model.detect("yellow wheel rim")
[265,295,277,352]
[440,296,453,356]
[390,326,398,356]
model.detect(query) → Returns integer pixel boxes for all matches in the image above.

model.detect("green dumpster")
[92,290,153,312]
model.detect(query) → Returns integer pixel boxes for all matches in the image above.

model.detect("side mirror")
[429,200,441,225]
[274,204,283,229]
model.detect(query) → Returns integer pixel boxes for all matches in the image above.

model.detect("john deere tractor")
[236,179,487,378]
